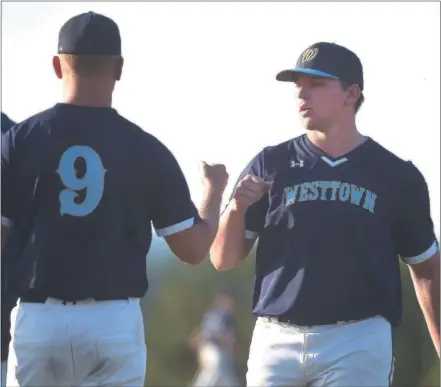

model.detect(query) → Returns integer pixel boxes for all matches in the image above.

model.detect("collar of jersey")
[301,134,371,167]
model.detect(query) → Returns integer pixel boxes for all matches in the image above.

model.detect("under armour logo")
[290,160,304,168]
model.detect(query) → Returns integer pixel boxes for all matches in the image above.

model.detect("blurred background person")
[189,292,240,387]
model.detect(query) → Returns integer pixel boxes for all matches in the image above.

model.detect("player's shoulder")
[367,138,426,185]
[116,115,160,143]
[1,112,16,133]
[2,107,60,156]
[256,135,303,166]
[242,137,301,176]
[5,106,58,140]
[115,114,174,156]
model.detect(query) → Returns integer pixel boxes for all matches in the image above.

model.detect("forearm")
[210,201,249,271]
[188,188,223,262]
[410,258,440,356]
[198,188,223,238]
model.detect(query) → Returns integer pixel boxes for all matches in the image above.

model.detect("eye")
[311,78,326,86]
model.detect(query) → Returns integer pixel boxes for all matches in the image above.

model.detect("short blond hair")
[60,54,119,77]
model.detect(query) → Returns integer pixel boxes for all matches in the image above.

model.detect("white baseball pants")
[1,362,6,387]
[6,297,146,387]
[246,316,394,386]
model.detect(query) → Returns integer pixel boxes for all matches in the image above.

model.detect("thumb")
[263,182,272,192]
[250,175,265,184]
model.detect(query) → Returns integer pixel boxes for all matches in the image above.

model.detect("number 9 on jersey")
[57,145,106,217]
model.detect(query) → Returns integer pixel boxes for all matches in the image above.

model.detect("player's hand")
[231,174,271,212]
[200,161,229,194]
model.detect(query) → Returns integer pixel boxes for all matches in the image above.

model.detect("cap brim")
[276,68,339,82]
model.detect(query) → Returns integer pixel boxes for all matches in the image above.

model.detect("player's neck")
[63,79,114,108]
[306,121,365,158]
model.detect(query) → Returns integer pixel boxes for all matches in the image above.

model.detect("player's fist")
[231,174,271,212]
[200,161,229,193]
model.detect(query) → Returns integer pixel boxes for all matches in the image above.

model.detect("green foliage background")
[142,249,439,386]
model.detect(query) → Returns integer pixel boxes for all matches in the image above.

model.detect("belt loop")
[62,300,77,305]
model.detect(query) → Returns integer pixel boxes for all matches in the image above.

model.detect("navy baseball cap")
[276,42,364,90]
[57,12,121,55]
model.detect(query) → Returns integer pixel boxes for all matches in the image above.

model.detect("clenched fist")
[200,161,229,194]
[231,174,271,212]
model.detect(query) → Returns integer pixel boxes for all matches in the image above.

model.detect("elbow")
[215,265,234,272]
[210,260,229,272]
[209,251,236,272]
[211,261,233,272]
[165,224,213,265]
[178,251,207,266]
[188,255,207,266]
[180,242,212,265]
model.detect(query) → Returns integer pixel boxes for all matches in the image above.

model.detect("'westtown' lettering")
[284,181,377,213]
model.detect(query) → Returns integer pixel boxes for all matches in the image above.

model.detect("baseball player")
[1,12,228,387]
[190,292,240,387]
[210,42,440,386]
[1,112,17,387]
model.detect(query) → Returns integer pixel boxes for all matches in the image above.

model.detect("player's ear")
[53,56,63,80]
[114,56,124,81]
[344,84,361,108]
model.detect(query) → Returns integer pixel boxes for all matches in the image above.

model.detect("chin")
[302,117,317,131]
[302,116,326,132]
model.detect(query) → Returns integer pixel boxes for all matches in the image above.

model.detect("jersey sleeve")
[1,113,15,134]
[2,129,16,227]
[149,141,200,238]
[393,162,439,264]
[225,150,269,240]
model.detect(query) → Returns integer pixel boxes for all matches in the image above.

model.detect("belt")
[263,315,376,327]
[20,294,129,305]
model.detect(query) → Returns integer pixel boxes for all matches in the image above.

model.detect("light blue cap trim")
[276,68,339,82]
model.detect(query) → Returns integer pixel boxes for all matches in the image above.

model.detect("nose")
[296,84,309,100]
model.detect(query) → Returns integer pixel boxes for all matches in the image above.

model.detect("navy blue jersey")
[1,112,17,361]
[235,134,438,328]
[201,309,235,343]
[1,112,15,134]
[1,103,199,300]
